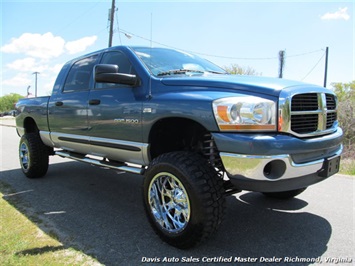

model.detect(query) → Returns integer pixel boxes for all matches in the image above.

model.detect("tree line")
[331,81,355,159]
[0,93,24,112]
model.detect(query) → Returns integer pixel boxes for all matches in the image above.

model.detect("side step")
[55,150,144,175]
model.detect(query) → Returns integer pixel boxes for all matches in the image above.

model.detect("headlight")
[213,96,276,131]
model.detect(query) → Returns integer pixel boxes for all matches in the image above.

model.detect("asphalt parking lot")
[1,120,354,265]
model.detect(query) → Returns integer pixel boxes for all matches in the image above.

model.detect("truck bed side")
[15,96,50,137]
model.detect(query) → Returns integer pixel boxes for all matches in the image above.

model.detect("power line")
[113,26,330,83]
[106,1,323,62]
[115,7,122,45]
[285,49,324,58]
[301,52,326,81]
[111,0,325,61]
[117,28,278,60]
[117,28,324,62]
[57,2,101,35]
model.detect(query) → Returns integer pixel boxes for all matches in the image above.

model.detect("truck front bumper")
[212,128,343,192]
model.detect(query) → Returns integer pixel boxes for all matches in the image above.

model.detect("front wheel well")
[149,118,207,160]
[148,118,223,170]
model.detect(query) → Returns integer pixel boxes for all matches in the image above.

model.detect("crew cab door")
[48,55,98,153]
[87,51,147,164]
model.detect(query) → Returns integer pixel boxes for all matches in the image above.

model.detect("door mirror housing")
[94,64,139,86]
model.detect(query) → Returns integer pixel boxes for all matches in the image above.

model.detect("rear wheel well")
[23,117,39,134]
[21,117,54,155]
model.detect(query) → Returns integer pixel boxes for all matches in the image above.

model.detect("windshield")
[131,47,227,76]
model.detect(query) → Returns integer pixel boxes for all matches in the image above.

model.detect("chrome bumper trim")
[220,145,343,181]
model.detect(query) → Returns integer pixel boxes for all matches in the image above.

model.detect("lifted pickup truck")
[16,46,343,249]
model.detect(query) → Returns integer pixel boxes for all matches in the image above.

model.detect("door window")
[63,55,98,93]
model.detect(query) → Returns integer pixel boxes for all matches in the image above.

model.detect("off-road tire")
[143,151,226,249]
[19,133,49,178]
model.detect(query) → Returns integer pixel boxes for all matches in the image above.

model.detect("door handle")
[55,101,63,106]
[89,99,101,105]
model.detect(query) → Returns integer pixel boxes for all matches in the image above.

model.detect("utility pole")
[278,50,285,78]
[32,72,40,97]
[108,0,115,47]
[323,47,329,88]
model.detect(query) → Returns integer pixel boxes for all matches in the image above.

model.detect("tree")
[223,64,261,76]
[0,93,24,112]
[332,81,355,102]
[331,81,355,159]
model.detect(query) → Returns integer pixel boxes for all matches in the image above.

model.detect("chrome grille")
[279,89,338,137]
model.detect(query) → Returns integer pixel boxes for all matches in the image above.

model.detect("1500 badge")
[114,118,140,124]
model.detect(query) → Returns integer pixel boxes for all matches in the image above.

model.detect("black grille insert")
[291,93,318,111]
[326,94,336,110]
[290,93,337,135]
[327,113,337,129]
[291,114,318,133]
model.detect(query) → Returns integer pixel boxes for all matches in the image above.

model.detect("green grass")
[339,158,355,176]
[0,183,102,266]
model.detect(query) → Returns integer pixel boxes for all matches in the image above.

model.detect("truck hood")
[160,74,318,97]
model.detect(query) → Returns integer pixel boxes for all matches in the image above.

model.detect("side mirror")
[94,64,139,86]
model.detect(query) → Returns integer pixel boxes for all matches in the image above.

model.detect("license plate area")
[319,156,340,177]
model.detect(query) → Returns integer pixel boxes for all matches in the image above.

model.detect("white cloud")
[1,32,66,59]
[2,73,32,88]
[321,7,350,21]
[1,32,98,59]
[6,58,64,76]
[44,77,57,93]
[1,32,98,96]
[65,36,98,54]
[50,63,65,74]
[1,72,55,97]
[7,58,37,72]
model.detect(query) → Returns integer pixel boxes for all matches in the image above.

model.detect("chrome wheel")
[143,152,225,248]
[148,172,190,233]
[19,142,30,170]
[18,133,49,178]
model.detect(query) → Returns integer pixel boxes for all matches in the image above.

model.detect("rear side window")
[63,55,98,93]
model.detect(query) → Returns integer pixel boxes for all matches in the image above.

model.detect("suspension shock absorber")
[203,133,240,195]
[203,133,223,169]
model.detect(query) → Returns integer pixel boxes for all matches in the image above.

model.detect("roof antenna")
[148,12,153,99]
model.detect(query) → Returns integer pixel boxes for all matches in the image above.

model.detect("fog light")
[263,160,286,179]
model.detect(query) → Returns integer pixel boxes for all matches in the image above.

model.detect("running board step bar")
[55,150,144,175]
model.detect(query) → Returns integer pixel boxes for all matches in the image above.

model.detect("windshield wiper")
[157,69,205,76]
[205,70,228,75]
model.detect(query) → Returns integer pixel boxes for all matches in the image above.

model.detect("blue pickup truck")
[16,46,343,249]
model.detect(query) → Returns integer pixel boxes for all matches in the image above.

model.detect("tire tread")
[143,151,226,249]
[20,133,49,178]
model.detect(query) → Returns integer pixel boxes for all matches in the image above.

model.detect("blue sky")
[1,0,354,97]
